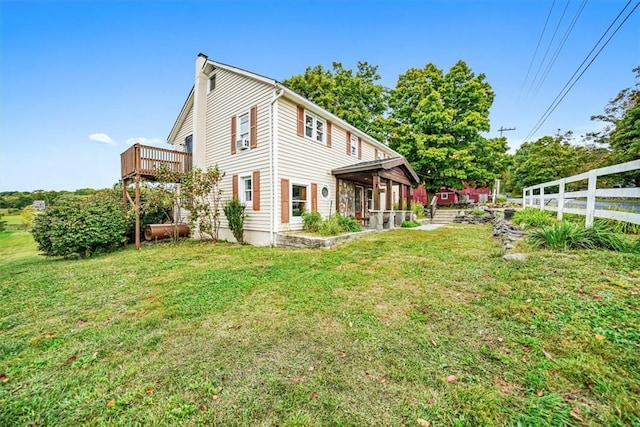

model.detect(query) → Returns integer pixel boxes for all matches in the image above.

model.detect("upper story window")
[208,74,216,93]
[350,135,358,156]
[304,112,325,143]
[377,150,384,160]
[239,112,249,141]
[242,175,252,203]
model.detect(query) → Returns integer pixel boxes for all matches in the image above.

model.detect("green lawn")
[1,227,639,426]
[1,214,22,226]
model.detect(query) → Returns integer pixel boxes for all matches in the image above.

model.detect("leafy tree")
[282,62,388,141]
[508,133,611,192]
[589,66,640,186]
[387,61,503,192]
[156,165,226,241]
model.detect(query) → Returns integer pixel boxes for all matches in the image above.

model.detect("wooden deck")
[121,143,192,181]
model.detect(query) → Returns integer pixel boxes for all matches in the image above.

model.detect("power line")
[528,0,571,95]
[533,0,589,97]
[524,1,638,142]
[519,0,556,99]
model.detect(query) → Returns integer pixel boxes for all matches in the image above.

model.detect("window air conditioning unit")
[236,137,249,150]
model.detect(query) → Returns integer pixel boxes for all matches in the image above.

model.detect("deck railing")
[522,159,640,227]
[121,143,192,180]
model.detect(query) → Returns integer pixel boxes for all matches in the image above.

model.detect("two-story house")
[164,53,419,246]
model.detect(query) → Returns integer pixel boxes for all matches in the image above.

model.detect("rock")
[503,253,527,262]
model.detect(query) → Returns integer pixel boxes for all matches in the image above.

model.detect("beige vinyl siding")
[203,68,274,233]
[170,106,193,151]
[276,97,395,231]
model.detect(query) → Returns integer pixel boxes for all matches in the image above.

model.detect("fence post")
[557,179,565,221]
[585,170,597,227]
[539,186,545,211]
[522,188,526,208]
[530,189,534,208]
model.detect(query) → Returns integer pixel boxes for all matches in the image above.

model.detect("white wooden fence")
[522,159,640,226]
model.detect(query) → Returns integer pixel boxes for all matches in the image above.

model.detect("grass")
[2,214,22,226]
[1,228,639,426]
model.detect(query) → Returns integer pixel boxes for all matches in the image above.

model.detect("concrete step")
[430,210,459,224]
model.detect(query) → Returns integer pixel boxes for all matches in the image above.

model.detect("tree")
[387,61,503,192]
[282,62,388,141]
[590,66,640,162]
[588,66,640,186]
[508,133,611,192]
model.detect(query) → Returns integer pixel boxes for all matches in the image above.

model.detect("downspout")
[269,86,285,246]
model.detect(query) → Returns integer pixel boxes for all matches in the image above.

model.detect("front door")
[355,185,364,220]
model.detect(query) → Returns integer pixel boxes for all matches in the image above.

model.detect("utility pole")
[498,126,516,137]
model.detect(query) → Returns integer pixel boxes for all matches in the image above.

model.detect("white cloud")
[126,137,165,146]
[89,133,116,145]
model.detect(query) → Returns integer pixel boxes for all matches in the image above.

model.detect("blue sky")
[1,0,638,191]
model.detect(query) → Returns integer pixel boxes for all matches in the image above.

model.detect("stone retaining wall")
[276,230,377,249]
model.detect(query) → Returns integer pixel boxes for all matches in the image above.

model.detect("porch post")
[373,175,380,210]
[398,183,403,210]
[385,179,393,210]
[406,185,412,211]
[335,177,340,215]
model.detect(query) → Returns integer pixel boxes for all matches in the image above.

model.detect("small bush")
[512,208,556,228]
[335,215,362,233]
[223,198,246,244]
[31,193,128,258]
[302,211,322,233]
[401,220,420,228]
[472,208,485,217]
[528,222,632,252]
[21,205,37,229]
[412,202,425,218]
[495,197,507,204]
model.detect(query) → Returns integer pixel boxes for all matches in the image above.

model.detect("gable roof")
[332,157,420,186]
[166,54,402,158]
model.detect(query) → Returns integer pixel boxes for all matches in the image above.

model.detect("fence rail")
[522,159,640,226]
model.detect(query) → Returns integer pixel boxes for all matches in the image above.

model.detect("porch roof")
[331,157,420,186]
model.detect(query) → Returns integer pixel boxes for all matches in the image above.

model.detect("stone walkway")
[414,224,446,231]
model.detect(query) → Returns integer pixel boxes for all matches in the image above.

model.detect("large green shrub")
[302,211,322,233]
[31,193,128,258]
[223,198,246,244]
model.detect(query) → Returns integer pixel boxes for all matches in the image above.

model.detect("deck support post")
[135,177,140,250]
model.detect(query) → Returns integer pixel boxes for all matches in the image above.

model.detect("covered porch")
[332,157,420,230]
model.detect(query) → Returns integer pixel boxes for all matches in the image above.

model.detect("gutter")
[269,86,285,246]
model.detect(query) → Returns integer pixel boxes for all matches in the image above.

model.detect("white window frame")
[303,111,325,144]
[238,111,249,141]
[441,193,449,200]
[291,183,309,219]
[350,135,358,157]
[377,150,384,160]
[240,175,252,204]
[208,74,216,93]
